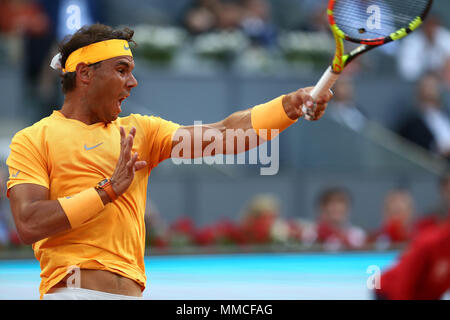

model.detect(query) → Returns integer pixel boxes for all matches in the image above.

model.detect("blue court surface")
[0,252,399,300]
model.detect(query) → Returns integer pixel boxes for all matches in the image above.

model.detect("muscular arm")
[8,184,111,245]
[172,87,333,159]
[172,108,256,158]
[8,127,144,245]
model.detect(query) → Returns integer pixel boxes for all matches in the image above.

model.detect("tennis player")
[6,24,333,300]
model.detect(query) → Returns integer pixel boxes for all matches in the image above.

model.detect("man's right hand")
[283,87,333,122]
[110,127,147,198]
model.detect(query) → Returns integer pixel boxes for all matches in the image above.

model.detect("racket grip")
[310,66,340,100]
[302,66,340,118]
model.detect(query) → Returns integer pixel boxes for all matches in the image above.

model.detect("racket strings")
[332,0,431,40]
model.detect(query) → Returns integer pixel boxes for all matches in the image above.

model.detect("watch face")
[98,179,110,188]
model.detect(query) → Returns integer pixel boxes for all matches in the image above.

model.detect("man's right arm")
[8,184,112,245]
[8,126,146,245]
[8,184,71,245]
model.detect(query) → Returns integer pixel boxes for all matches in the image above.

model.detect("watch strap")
[96,179,118,202]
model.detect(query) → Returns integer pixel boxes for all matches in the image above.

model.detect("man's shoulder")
[117,113,167,122]
[116,113,179,129]
[13,113,57,141]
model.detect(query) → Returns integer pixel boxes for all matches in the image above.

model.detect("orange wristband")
[251,95,297,140]
[58,188,105,229]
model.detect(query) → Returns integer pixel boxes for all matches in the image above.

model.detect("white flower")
[347,227,367,248]
[270,219,290,243]
[193,31,249,56]
[133,25,186,50]
[279,31,334,55]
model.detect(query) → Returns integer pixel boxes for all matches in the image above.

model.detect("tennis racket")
[303,0,433,117]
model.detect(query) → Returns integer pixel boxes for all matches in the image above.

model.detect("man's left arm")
[171,87,333,159]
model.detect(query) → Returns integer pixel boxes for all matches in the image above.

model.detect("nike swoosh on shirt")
[12,170,21,178]
[84,143,104,151]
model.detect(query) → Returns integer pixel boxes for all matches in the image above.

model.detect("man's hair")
[316,187,352,208]
[58,24,136,94]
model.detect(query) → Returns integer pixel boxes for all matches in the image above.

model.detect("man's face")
[384,193,413,224]
[320,197,350,227]
[418,74,441,109]
[424,18,439,43]
[86,56,138,123]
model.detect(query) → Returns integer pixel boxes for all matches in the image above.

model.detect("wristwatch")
[95,178,118,202]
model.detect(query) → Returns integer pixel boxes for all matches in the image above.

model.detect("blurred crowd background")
[0,0,450,255]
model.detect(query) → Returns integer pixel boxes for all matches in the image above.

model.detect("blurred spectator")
[15,0,105,122]
[216,0,243,31]
[315,187,366,251]
[0,0,57,121]
[298,4,329,33]
[0,0,49,36]
[397,15,450,82]
[240,193,281,244]
[183,0,277,47]
[397,73,450,156]
[371,190,415,247]
[413,172,450,237]
[240,0,277,47]
[397,73,450,158]
[326,75,367,132]
[375,221,450,300]
[183,0,219,35]
[183,0,243,34]
[0,0,49,67]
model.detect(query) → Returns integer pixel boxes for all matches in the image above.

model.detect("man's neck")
[60,95,100,125]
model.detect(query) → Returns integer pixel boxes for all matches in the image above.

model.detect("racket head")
[327,0,433,72]
[329,0,433,44]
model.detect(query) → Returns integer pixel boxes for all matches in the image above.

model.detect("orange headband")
[63,39,133,73]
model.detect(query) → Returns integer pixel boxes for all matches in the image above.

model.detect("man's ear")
[76,63,93,86]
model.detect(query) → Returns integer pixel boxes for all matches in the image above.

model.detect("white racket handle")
[311,66,340,99]
[302,66,340,117]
